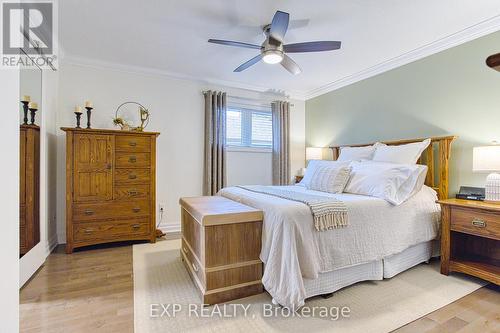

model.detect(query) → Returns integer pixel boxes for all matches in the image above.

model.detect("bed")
[219,136,456,309]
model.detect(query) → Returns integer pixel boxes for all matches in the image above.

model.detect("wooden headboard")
[330,136,457,199]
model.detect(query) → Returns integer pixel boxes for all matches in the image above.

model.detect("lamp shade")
[473,146,500,172]
[306,147,323,160]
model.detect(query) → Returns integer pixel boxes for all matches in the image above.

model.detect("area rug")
[133,239,485,333]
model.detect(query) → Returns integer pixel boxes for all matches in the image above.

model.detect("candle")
[85,101,93,108]
[74,106,82,113]
[21,95,31,102]
[28,102,38,109]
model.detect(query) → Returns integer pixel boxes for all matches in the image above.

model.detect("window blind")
[226,106,272,149]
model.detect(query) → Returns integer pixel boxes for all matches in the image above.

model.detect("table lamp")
[306,147,323,161]
[473,145,500,202]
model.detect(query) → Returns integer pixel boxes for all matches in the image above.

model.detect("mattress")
[219,185,441,309]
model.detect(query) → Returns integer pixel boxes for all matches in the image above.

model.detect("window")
[226,106,272,149]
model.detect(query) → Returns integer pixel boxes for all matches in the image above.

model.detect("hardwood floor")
[20,236,499,333]
[20,243,134,333]
[393,284,500,333]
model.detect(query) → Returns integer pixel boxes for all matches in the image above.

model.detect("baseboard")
[57,233,66,245]
[158,222,181,234]
[46,233,58,254]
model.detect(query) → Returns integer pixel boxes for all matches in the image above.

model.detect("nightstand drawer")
[451,207,500,240]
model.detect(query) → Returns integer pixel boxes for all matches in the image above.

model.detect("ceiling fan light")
[262,51,283,64]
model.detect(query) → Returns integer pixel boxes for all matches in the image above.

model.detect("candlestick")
[74,112,82,128]
[21,101,29,125]
[85,106,93,129]
[28,104,38,125]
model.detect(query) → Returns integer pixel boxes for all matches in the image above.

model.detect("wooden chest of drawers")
[20,125,40,255]
[179,196,264,304]
[62,128,159,253]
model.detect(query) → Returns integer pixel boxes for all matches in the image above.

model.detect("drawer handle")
[132,207,141,213]
[472,219,486,228]
[128,189,139,196]
[131,224,140,229]
[129,156,137,163]
[192,262,199,272]
[129,141,137,147]
[84,228,94,234]
[182,247,188,254]
[84,209,94,215]
[129,173,137,179]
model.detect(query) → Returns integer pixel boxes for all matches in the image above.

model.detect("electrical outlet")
[159,204,165,213]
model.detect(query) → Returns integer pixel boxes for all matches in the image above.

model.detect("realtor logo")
[1,1,57,68]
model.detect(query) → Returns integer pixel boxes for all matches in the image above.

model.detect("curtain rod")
[202,91,294,106]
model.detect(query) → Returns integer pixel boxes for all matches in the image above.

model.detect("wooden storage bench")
[179,196,264,304]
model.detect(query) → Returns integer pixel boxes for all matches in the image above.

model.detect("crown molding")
[60,54,307,100]
[304,15,500,100]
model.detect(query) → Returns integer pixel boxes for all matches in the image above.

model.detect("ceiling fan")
[486,53,500,72]
[208,10,341,75]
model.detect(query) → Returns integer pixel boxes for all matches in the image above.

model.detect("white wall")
[56,61,305,239]
[0,69,20,332]
[226,149,272,186]
[19,69,59,287]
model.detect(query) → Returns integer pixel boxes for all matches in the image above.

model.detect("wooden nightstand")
[437,199,500,285]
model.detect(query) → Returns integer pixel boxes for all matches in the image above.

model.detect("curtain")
[203,91,227,195]
[271,101,291,185]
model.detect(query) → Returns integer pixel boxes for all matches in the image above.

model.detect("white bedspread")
[218,185,440,309]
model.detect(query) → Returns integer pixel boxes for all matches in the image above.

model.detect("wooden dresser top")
[21,124,40,130]
[437,198,500,212]
[60,127,160,136]
[179,196,263,226]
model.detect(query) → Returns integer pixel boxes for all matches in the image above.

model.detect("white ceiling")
[60,0,500,99]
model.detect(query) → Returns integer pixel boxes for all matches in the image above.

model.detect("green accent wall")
[306,31,500,196]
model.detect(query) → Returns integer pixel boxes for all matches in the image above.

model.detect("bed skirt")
[303,240,440,299]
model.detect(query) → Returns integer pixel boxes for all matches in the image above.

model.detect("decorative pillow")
[298,160,350,188]
[337,143,383,162]
[308,164,352,193]
[344,161,428,205]
[372,139,431,164]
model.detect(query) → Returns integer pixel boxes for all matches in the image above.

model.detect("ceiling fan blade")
[234,54,264,72]
[269,10,289,42]
[281,54,301,75]
[284,41,341,53]
[208,39,261,50]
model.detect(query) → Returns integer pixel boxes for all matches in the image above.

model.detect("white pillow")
[299,160,350,187]
[372,139,431,164]
[308,164,352,193]
[344,161,428,205]
[337,142,384,162]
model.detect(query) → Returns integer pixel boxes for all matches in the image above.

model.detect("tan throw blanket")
[237,185,348,231]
